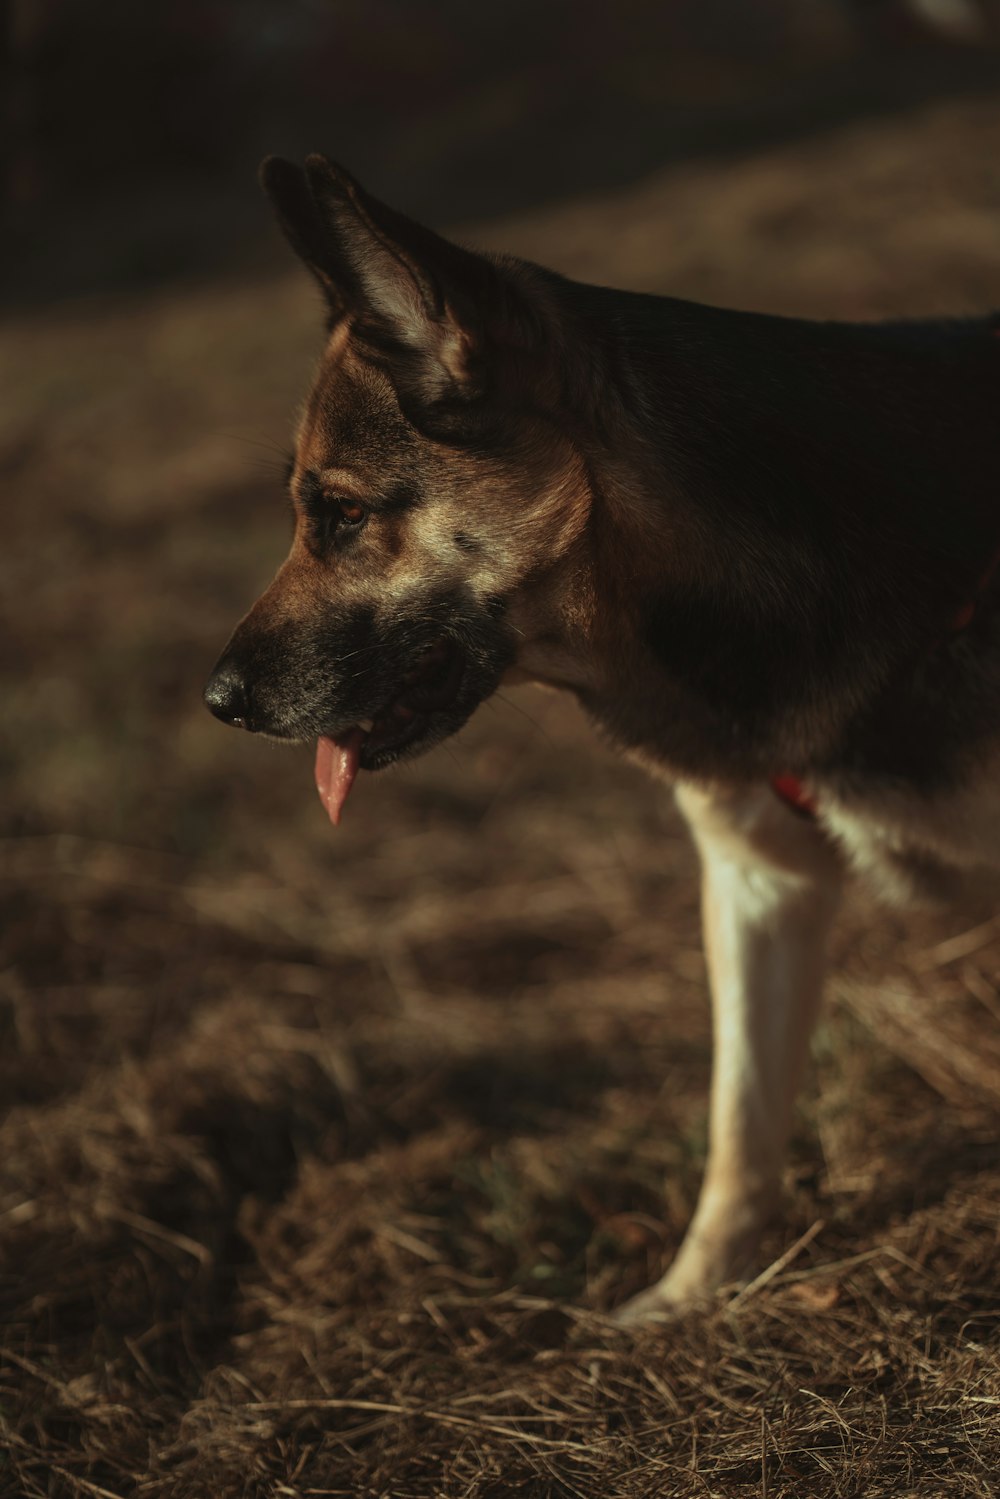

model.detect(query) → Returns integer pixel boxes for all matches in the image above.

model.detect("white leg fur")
[615,781,843,1324]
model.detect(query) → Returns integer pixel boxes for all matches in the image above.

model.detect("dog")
[205,155,1000,1323]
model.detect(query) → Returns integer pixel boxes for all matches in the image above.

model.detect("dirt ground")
[3,92,1000,1498]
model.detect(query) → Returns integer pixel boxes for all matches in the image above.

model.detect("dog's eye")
[337,498,367,527]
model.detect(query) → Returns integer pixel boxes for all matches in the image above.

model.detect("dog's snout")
[203,659,254,730]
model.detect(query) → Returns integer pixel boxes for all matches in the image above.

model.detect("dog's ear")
[259,156,355,322]
[304,155,497,419]
[264,154,535,430]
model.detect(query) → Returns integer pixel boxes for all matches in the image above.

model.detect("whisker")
[219,431,294,463]
[491,690,552,742]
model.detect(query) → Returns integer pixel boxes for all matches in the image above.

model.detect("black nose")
[203,659,253,729]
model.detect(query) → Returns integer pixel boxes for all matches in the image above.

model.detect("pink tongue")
[314,729,366,826]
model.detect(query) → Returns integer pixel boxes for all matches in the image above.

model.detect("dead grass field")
[2,95,1000,1497]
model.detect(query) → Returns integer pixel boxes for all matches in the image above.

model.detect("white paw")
[610,1284,684,1327]
[610,1273,717,1327]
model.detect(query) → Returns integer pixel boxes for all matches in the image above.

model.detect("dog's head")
[204,157,594,818]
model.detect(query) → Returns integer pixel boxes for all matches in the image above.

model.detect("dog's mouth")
[315,636,466,824]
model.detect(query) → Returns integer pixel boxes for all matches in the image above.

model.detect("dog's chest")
[816,762,1000,903]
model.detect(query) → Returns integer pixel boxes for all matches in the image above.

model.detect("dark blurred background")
[4,7,1000,1495]
[5,0,1000,302]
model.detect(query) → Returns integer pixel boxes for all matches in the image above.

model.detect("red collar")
[770,772,818,817]
[946,544,1000,633]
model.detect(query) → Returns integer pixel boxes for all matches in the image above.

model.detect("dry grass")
[3,94,1000,1497]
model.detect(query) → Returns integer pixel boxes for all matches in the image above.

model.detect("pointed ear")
[301,154,493,419]
[259,155,355,322]
[261,154,537,431]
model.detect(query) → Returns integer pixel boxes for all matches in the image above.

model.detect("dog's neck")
[531,273,1000,779]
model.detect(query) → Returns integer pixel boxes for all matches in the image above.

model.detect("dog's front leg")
[616,781,842,1324]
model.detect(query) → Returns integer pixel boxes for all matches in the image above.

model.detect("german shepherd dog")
[205,155,1000,1323]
